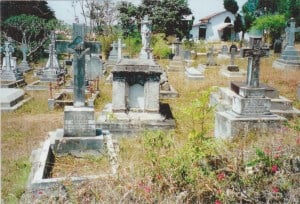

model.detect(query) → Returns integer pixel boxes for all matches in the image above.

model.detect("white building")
[190,11,237,41]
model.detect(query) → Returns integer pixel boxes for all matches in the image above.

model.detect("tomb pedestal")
[185,67,205,80]
[0,88,31,112]
[18,60,31,73]
[272,46,300,70]
[64,106,96,137]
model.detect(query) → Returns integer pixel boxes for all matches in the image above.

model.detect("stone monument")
[18,32,31,73]
[168,38,185,71]
[107,41,118,65]
[97,59,175,135]
[273,18,300,70]
[140,15,152,59]
[39,31,65,82]
[0,38,25,85]
[117,38,126,61]
[206,46,217,66]
[214,36,286,138]
[220,47,246,77]
[86,54,103,81]
[217,44,229,59]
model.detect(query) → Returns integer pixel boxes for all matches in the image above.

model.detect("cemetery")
[1,0,300,203]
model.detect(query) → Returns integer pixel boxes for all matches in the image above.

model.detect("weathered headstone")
[220,47,246,78]
[0,38,24,82]
[214,36,286,138]
[139,15,152,59]
[273,18,300,70]
[107,41,118,64]
[18,32,31,73]
[206,46,217,66]
[168,38,185,71]
[273,38,282,53]
[218,44,229,59]
[86,54,103,81]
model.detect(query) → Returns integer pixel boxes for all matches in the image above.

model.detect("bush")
[152,33,171,59]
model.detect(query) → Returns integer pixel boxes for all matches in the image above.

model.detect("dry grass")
[1,43,300,202]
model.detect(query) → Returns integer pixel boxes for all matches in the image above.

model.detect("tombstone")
[139,15,152,59]
[273,18,300,70]
[39,31,65,82]
[97,59,175,135]
[18,32,31,73]
[214,36,286,138]
[168,38,185,71]
[107,41,118,64]
[0,38,25,85]
[273,38,282,53]
[206,46,217,66]
[160,70,179,98]
[86,54,103,81]
[185,66,205,80]
[220,47,246,78]
[217,45,229,59]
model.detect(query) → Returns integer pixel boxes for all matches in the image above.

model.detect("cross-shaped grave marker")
[285,18,300,47]
[241,36,269,88]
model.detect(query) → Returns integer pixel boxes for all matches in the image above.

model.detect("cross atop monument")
[285,18,300,47]
[241,36,269,88]
[1,40,15,71]
[68,36,90,107]
[20,32,28,62]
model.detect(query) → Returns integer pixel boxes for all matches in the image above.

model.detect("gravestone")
[140,15,152,59]
[273,18,300,70]
[64,36,96,137]
[97,59,175,135]
[185,66,205,80]
[0,38,25,84]
[220,47,246,77]
[39,31,65,82]
[18,32,31,73]
[160,70,179,98]
[86,54,103,81]
[168,38,185,71]
[214,36,286,138]
[217,45,229,59]
[107,41,118,64]
[273,38,282,54]
[206,46,217,66]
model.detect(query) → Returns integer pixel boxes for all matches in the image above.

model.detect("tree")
[117,1,138,38]
[3,14,59,60]
[224,0,239,14]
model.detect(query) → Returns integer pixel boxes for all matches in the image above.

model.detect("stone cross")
[230,47,236,66]
[241,36,269,88]
[285,18,300,47]
[68,36,90,107]
[207,46,215,65]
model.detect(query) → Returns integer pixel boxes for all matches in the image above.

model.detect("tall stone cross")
[241,36,269,88]
[285,18,300,47]
[68,36,90,107]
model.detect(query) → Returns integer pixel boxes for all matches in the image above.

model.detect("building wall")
[191,11,236,41]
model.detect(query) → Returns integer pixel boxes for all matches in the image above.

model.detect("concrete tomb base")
[272,46,300,70]
[97,103,175,135]
[215,111,286,139]
[0,88,32,112]
[219,65,246,78]
[18,61,32,73]
[167,56,185,72]
[211,83,300,118]
[160,85,179,99]
[185,67,205,80]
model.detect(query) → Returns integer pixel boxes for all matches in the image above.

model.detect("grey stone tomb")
[168,38,185,71]
[0,38,25,85]
[97,59,175,135]
[273,18,300,70]
[217,44,229,59]
[214,36,286,138]
[0,88,31,112]
[18,32,31,73]
[39,31,65,82]
[140,15,152,59]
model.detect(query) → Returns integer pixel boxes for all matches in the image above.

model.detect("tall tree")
[224,0,239,14]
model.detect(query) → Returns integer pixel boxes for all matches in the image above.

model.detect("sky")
[47,0,248,25]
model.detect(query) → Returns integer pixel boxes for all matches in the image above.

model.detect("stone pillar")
[112,78,126,112]
[144,75,160,112]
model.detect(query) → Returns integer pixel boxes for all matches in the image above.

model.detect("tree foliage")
[223,0,239,14]
[118,0,194,39]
